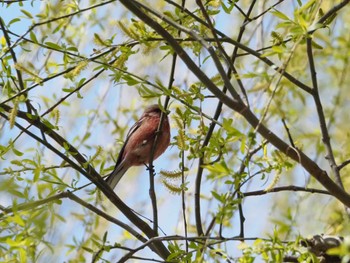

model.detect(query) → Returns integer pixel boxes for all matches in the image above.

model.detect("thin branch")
[0,19,24,93]
[0,0,29,2]
[92,244,133,263]
[306,37,344,190]
[315,0,350,26]
[177,0,189,254]
[181,126,188,254]
[194,98,227,236]
[147,166,158,235]
[0,18,32,113]
[338,159,350,171]
[220,0,259,239]
[242,0,285,27]
[229,0,258,107]
[146,54,174,235]
[282,118,295,148]
[242,185,331,197]
[233,3,249,19]
[67,192,147,243]
[0,164,70,175]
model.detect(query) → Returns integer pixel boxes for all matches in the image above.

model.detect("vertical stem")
[306,37,344,190]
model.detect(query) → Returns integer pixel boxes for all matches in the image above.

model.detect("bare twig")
[282,118,296,148]
[242,0,285,27]
[0,164,70,176]
[306,37,344,190]
[177,0,189,254]
[338,159,350,171]
[242,185,331,197]
[67,192,147,242]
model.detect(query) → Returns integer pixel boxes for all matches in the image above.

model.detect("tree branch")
[242,185,331,197]
[338,159,350,171]
[306,37,344,190]
[315,0,350,26]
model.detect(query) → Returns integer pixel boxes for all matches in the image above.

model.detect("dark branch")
[242,185,331,197]
[306,37,344,190]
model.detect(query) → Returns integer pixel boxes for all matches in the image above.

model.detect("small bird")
[105,104,171,189]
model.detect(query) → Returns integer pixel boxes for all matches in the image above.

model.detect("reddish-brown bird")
[106,104,171,189]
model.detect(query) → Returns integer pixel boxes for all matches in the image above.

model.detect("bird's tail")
[105,163,128,190]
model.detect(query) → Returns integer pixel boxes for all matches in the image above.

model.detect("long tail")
[105,163,129,190]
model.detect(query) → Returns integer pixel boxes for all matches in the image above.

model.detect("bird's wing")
[115,117,144,165]
[105,117,144,183]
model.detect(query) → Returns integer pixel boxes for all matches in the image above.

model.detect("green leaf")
[221,1,235,14]
[271,10,290,21]
[271,45,285,54]
[45,42,61,50]
[12,148,24,156]
[311,40,323,49]
[0,36,6,47]
[33,166,41,182]
[20,9,33,18]
[222,118,243,139]
[29,31,38,43]
[211,191,224,202]
[123,74,139,86]
[8,18,21,26]
[11,160,23,166]
[11,214,26,227]
[203,162,230,174]
[299,0,316,13]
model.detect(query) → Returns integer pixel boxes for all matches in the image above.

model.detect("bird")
[105,104,171,189]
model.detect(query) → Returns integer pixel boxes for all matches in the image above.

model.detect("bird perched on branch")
[106,104,170,189]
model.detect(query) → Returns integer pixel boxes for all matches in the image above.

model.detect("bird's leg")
[144,163,156,176]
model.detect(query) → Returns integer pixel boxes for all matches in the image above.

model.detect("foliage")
[0,0,350,262]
